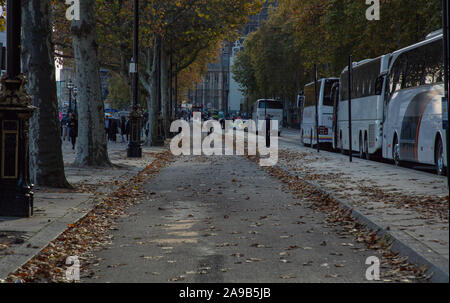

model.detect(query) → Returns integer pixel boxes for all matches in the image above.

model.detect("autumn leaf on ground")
[303,261,313,266]
[325,274,340,278]
[168,276,185,282]
[280,275,296,279]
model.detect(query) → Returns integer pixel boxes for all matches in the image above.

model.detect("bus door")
[375,71,389,124]
[330,83,340,149]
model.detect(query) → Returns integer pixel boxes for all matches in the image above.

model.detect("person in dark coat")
[105,117,111,140]
[125,118,131,142]
[69,113,78,150]
[110,119,118,142]
[143,111,149,138]
[61,114,70,141]
[120,117,127,143]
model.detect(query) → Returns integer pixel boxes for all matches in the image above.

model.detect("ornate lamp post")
[127,0,142,158]
[67,79,74,113]
[0,0,35,217]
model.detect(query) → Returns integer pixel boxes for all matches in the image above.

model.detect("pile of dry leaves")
[277,149,449,221]
[6,151,174,283]
[248,154,433,283]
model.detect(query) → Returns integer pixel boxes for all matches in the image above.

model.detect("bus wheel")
[359,135,364,159]
[435,137,445,176]
[338,131,344,154]
[393,136,400,167]
[305,130,311,147]
[364,136,371,160]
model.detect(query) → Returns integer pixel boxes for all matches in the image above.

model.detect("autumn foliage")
[233,0,442,117]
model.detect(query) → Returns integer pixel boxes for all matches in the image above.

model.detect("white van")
[252,99,283,136]
[300,78,339,147]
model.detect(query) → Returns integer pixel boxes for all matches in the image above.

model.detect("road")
[83,154,383,283]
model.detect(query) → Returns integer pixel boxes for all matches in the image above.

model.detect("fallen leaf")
[280,275,296,279]
[168,276,185,282]
[325,274,340,278]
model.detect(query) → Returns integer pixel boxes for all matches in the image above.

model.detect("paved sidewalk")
[0,140,164,280]
[274,128,449,282]
[84,154,387,283]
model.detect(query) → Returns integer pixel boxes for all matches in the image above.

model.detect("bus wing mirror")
[375,75,384,95]
[297,96,305,108]
[331,84,339,100]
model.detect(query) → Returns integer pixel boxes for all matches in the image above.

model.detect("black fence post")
[348,55,353,163]
[314,64,319,153]
[444,0,450,187]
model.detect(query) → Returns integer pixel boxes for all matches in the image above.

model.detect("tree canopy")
[232,0,443,114]
[50,0,264,97]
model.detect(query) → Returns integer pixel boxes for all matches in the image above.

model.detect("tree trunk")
[146,36,160,146]
[161,44,171,138]
[169,54,173,122]
[71,0,111,167]
[174,66,178,118]
[21,0,70,188]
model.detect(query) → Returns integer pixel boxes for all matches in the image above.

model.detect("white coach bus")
[382,31,447,175]
[300,78,339,147]
[335,55,391,159]
[252,99,283,136]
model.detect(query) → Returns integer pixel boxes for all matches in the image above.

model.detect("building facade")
[185,1,277,115]
[186,42,232,113]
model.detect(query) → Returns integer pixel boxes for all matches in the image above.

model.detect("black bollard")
[265,115,270,148]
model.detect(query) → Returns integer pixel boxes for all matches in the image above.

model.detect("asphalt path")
[84,154,382,283]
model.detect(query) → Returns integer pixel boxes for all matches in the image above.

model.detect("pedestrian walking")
[110,119,118,142]
[120,117,127,143]
[125,118,131,142]
[66,113,73,142]
[69,113,78,150]
[105,116,110,141]
[143,111,149,139]
[61,114,70,141]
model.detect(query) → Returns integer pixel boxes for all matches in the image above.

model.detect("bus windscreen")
[323,80,339,106]
[258,100,283,109]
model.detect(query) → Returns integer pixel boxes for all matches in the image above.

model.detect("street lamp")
[127,0,142,158]
[67,79,74,113]
[73,86,78,114]
[0,0,35,217]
